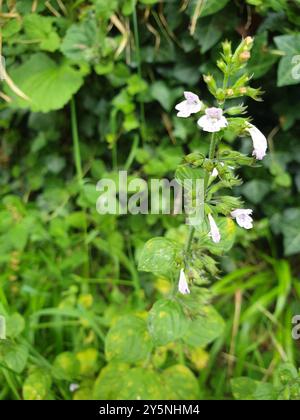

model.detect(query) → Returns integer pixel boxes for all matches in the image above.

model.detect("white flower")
[208,213,221,243]
[175,91,203,118]
[246,123,267,160]
[178,269,190,295]
[198,107,228,133]
[69,383,80,393]
[231,209,253,230]
[211,168,219,177]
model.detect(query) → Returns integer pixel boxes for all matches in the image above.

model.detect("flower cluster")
[175,37,268,294]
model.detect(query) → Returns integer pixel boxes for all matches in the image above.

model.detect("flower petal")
[178,269,190,295]
[246,123,267,160]
[208,214,221,243]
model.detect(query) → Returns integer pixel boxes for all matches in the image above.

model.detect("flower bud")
[239,51,251,62]
[217,59,227,73]
[226,88,234,97]
[222,40,232,58]
[204,74,217,95]
[245,36,254,47]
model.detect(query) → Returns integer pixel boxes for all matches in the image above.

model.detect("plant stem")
[70,97,90,280]
[184,133,218,261]
[132,0,146,141]
[70,97,83,183]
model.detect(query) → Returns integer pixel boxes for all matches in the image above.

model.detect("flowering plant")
[138,37,268,350]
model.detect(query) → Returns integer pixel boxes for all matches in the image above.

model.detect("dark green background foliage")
[0,0,299,400]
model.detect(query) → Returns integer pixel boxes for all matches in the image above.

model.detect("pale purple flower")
[175,91,203,118]
[231,209,253,230]
[178,269,190,295]
[246,123,267,160]
[208,213,221,243]
[198,107,228,133]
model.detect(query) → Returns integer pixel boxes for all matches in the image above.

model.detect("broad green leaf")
[7,53,84,112]
[194,16,222,53]
[139,0,159,4]
[183,306,225,347]
[274,34,300,56]
[93,0,118,19]
[61,19,101,62]
[274,35,300,86]
[118,368,163,400]
[148,299,188,346]
[279,208,300,256]
[162,365,200,400]
[24,14,60,52]
[231,377,277,400]
[0,341,29,373]
[6,313,25,339]
[150,81,177,111]
[188,0,230,18]
[242,180,270,204]
[23,369,52,400]
[248,32,278,79]
[53,352,81,380]
[138,237,180,277]
[105,315,153,363]
[93,362,128,400]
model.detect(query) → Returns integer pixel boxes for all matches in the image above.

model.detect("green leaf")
[7,53,84,112]
[53,352,81,380]
[93,0,118,19]
[61,19,101,62]
[138,237,180,277]
[150,81,177,111]
[93,362,129,400]
[242,180,270,204]
[6,313,25,339]
[23,369,52,400]
[188,0,230,18]
[248,32,278,79]
[0,341,29,373]
[24,14,60,52]
[148,299,188,346]
[231,377,277,400]
[139,0,159,4]
[194,17,222,53]
[118,368,163,400]
[105,315,153,363]
[162,365,200,400]
[280,208,300,256]
[183,306,225,347]
[274,35,300,86]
